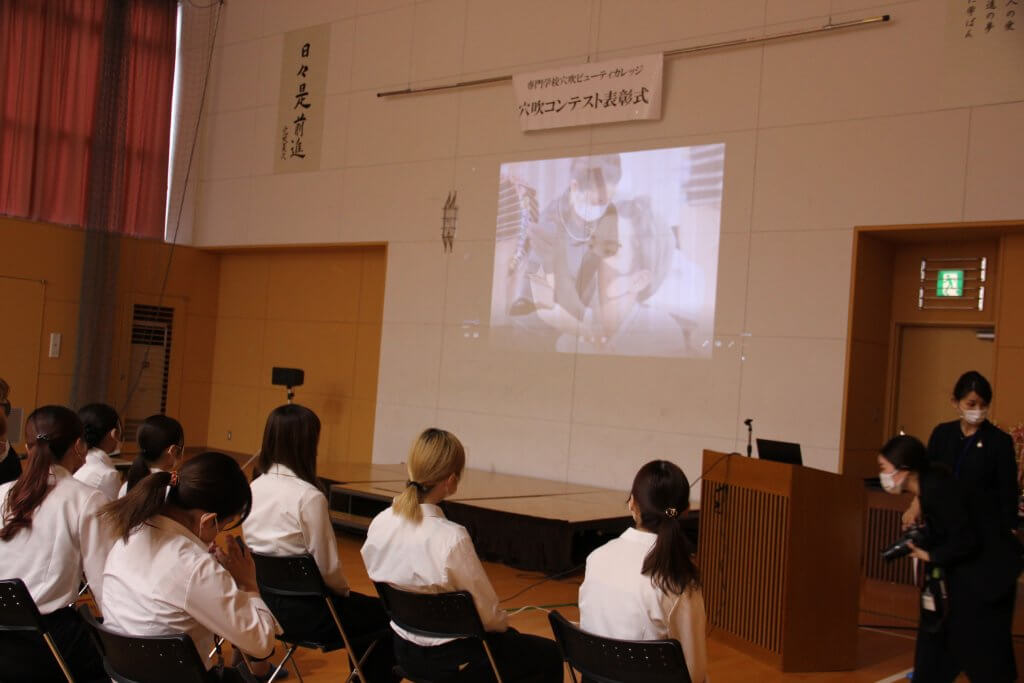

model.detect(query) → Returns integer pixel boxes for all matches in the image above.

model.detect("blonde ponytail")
[392,428,466,523]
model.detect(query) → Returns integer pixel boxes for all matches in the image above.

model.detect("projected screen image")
[490,144,724,358]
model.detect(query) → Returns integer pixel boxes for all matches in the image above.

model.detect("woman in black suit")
[903,371,1019,681]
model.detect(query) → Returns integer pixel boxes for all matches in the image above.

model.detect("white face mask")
[961,408,988,425]
[879,471,903,495]
[571,192,610,223]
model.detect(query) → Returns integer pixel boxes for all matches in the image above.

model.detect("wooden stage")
[321,462,655,573]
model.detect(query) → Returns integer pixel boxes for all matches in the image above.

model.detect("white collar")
[621,526,657,547]
[148,514,205,549]
[86,448,113,467]
[420,503,445,519]
[266,463,299,478]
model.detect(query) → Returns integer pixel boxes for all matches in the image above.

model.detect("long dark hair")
[126,415,184,492]
[1,406,84,541]
[258,404,321,486]
[631,460,699,595]
[102,451,251,541]
[78,403,121,450]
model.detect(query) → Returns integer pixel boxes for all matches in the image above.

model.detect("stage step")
[329,509,372,533]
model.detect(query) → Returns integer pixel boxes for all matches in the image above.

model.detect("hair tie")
[169,471,179,487]
[664,507,678,519]
[35,432,51,442]
[406,480,426,494]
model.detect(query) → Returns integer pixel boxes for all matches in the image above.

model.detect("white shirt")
[0,465,115,613]
[117,466,162,499]
[361,503,507,646]
[579,527,707,683]
[242,463,349,596]
[74,448,121,502]
[100,515,280,667]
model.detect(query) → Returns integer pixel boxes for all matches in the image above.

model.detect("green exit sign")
[937,269,965,297]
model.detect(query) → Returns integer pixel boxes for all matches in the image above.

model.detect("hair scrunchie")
[406,480,427,494]
[664,507,678,519]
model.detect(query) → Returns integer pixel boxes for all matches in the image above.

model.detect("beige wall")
[205,246,386,471]
[189,0,1024,491]
[0,217,220,445]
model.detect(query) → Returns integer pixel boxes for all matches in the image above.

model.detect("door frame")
[884,321,996,439]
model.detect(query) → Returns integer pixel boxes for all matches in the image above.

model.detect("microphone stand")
[745,419,753,458]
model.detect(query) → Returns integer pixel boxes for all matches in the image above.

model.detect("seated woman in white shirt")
[243,404,398,682]
[361,428,563,683]
[579,460,707,683]
[118,414,183,498]
[0,405,115,682]
[99,451,280,682]
[73,403,123,501]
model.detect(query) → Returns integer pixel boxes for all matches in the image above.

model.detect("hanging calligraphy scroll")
[512,53,664,132]
[274,24,330,174]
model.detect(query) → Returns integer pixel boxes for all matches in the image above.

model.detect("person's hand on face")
[213,533,258,593]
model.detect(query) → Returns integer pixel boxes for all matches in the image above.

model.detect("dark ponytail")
[631,460,700,595]
[1,406,84,541]
[78,403,121,450]
[126,415,184,492]
[102,451,251,541]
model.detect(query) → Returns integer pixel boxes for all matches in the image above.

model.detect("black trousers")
[263,590,399,682]
[0,606,105,683]
[913,582,1017,682]
[393,628,563,683]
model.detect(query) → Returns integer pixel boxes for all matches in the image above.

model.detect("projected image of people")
[491,145,724,358]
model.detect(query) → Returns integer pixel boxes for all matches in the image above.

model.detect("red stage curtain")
[0,0,176,239]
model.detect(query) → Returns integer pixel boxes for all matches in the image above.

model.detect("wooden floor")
[250,532,1024,683]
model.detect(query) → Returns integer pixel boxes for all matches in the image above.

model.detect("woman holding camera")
[880,435,1016,681]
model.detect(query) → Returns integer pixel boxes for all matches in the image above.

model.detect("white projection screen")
[490,144,724,358]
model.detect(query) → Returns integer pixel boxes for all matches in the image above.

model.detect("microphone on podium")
[744,418,754,457]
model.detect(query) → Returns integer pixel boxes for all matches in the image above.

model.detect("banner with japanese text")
[274,24,330,173]
[513,53,663,131]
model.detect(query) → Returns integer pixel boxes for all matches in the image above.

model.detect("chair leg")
[480,640,503,683]
[267,644,297,683]
[324,597,370,683]
[42,632,75,683]
[290,655,304,683]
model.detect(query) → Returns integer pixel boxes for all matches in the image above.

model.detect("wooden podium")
[696,451,864,672]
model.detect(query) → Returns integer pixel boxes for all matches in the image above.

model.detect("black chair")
[77,604,210,683]
[0,578,75,682]
[547,611,691,683]
[372,581,502,683]
[252,552,376,683]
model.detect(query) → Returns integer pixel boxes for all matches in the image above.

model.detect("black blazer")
[0,444,21,485]
[927,419,1020,599]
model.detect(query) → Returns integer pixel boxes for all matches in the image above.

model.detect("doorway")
[892,325,995,441]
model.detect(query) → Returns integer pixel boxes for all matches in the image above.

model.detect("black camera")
[882,523,928,562]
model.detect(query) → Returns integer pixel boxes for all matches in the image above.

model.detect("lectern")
[696,450,864,672]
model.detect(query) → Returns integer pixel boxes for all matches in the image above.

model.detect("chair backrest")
[548,610,691,683]
[373,582,486,640]
[251,552,327,598]
[78,605,210,683]
[0,578,44,632]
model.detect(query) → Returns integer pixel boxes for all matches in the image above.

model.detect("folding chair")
[547,610,691,683]
[77,604,211,683]
[252,552,377,683]
[0,578,75,682]
[373,581,502,683]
